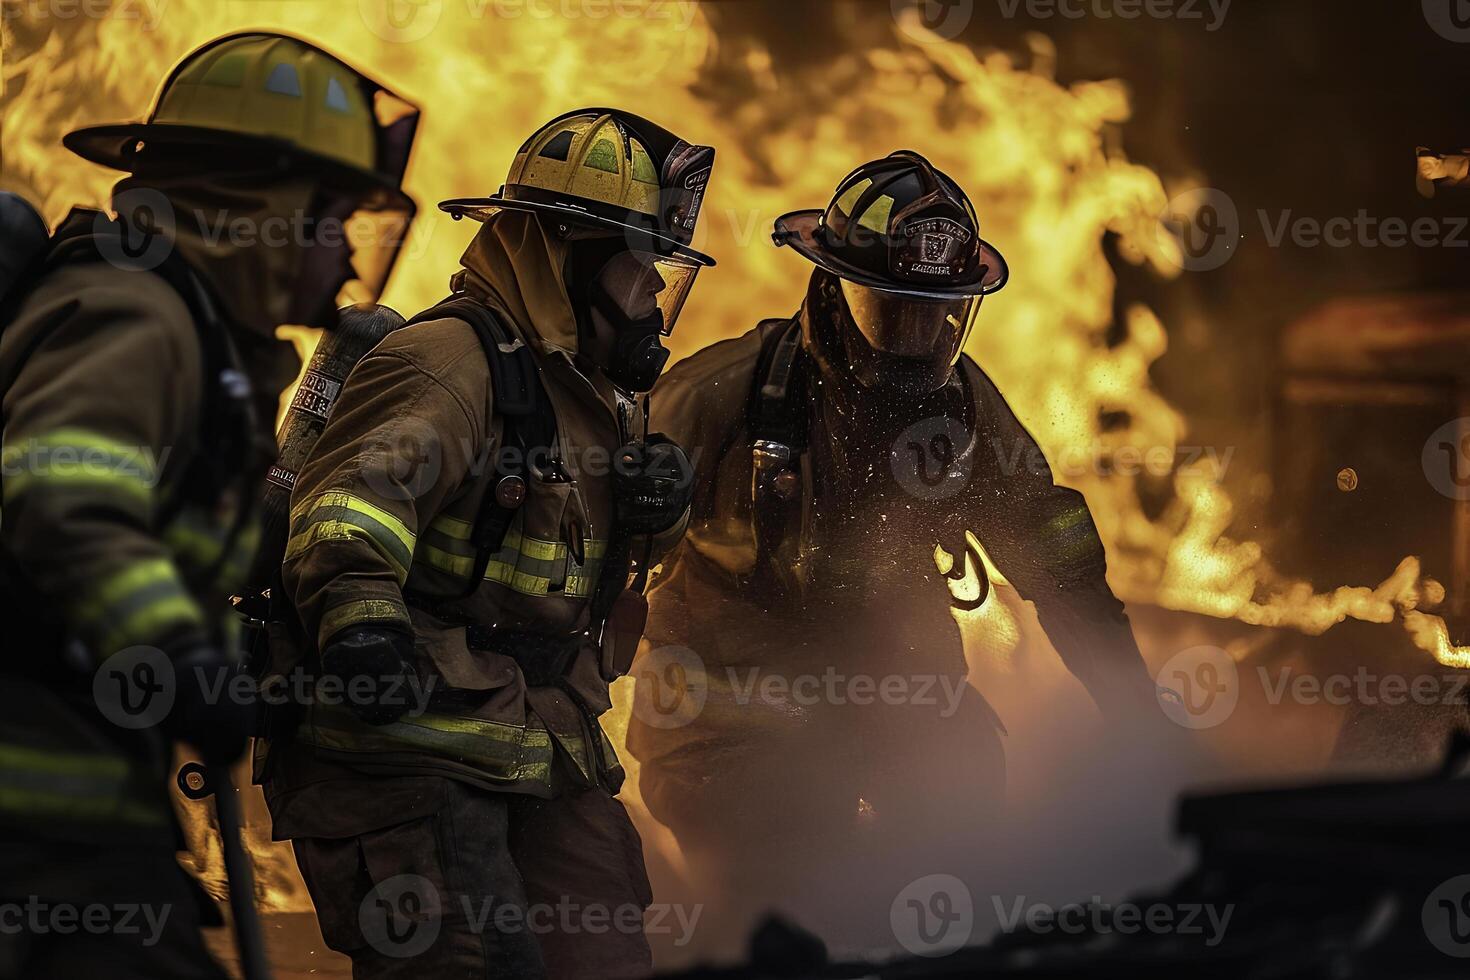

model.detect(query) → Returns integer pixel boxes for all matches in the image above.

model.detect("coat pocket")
[408,613,517,694]
[488,474,572,597]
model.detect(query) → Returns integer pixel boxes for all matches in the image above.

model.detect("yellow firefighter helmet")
[64,32,419,206]
[440,108,716,266]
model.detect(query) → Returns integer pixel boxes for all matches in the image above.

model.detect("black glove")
[165,647,256,765]
[612,434,694,536]
[319,626,417,726]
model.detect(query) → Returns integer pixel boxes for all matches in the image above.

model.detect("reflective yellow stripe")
[486,560,554,596]
[72,558,205,653]
[2,429,158,507]
[302,492,415,554]
[0,744,167,827]
[417,534,607,598]
[428,513,473,541]
[420,543,475,579]
[0,788,168,827]
[301,706,555,785]
[319,598,410,645]
[1043,504,1103,562]
[0,743,128,778]
[419,507,610,599]
[286,491,416,584]
[103,595,205,653]
[0,428,158,475]
[1045,505,1092,534]
[503,527,565,563]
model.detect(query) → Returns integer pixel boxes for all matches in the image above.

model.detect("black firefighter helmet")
[774,151,1007,390]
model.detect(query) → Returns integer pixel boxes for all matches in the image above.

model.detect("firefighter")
[259,109,712,978]
[0,33,419,978]
[626,151,1160,945]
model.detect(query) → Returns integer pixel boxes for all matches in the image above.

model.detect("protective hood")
[457,211,580,356]
[112,172,317,339]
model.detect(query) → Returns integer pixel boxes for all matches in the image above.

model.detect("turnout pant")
[292,777,653,979]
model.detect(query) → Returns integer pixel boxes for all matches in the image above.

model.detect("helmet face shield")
[284,185,415,328]
[838,279,980,363]
[595,249,701,337]
[335,193,417,307]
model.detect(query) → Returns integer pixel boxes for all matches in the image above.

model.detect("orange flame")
[6,0,1465,911]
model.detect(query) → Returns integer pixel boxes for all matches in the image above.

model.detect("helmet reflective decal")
[264,62,302,97]
[325,77,351,113]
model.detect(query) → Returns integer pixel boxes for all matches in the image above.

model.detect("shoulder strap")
[748,316,808,454]
[404,295,555,593]
[746,316,809,589]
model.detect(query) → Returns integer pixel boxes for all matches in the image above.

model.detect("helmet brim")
[773,209,1007,298]
[439,197,716,268]
[64,123,415,210]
